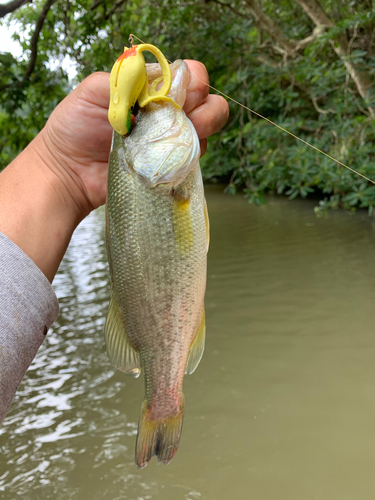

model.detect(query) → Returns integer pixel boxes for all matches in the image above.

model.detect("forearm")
[0,131,81,421]
[0,232,59,423]
[0,132,84,282]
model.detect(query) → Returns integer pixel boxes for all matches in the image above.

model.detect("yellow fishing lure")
[108,43,180,135]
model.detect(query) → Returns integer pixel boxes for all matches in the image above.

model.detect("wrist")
[0,133,85,281]
[35,128,94,220]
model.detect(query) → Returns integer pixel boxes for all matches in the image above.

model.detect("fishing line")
[129,33,375,186]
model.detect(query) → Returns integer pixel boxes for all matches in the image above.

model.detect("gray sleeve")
[0,232,59,423]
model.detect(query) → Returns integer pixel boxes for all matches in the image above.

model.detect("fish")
[105,60,210,468]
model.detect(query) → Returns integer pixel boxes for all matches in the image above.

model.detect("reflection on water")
[2,187,375,499]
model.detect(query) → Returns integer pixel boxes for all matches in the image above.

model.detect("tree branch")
[103,0,126,20]
[294,0,374,116]
[256,48,336,114]
[310,94,336,114]
[243,0,298,56]
[257,53,280,68]
[209,0,251,20]
[0,0,30,18]
[210,0,325,60]
[294,25,325,52]
[293,0,332,27]
[23,0,58,81]
[89,0,102,10]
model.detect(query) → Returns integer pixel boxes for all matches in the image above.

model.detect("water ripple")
[2,194,375,499]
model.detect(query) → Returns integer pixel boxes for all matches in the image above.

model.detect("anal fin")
[186,310,206,375]
[104,294,141,378]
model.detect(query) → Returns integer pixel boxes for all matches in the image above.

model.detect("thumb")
[75,72,111,110]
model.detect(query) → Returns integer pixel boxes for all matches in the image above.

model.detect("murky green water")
[2,187,375,499]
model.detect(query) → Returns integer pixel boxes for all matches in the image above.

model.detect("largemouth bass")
[105,60,209,468]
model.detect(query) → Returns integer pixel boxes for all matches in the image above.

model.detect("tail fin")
[135,397,185,468]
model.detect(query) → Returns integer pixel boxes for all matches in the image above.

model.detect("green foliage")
[2,0,375,212]
[0,33,69,166]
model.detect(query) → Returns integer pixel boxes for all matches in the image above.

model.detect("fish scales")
[105,60,208,468]
[107,146,206,388]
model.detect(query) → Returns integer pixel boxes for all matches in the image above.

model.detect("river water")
[1,186,375,499]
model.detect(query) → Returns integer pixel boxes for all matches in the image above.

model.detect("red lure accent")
[116,46,138,62]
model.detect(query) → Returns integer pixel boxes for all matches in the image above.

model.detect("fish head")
[122,60,200,188]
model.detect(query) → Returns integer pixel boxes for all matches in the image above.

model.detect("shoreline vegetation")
[1,0,375,214]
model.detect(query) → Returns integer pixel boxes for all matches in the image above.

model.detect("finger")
[187,94,229,140]
[183,60,210,114]
[200,139,207,157]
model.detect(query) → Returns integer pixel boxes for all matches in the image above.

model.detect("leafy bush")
[1,0,375,213]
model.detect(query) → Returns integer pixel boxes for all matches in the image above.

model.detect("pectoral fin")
[186,310,206,375]
[203,197,210,252]
[104,295,141,378]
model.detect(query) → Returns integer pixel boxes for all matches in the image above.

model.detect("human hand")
[36,60,229,218]
[0,61,228,281]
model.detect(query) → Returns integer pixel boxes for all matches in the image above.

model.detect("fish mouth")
[129,102,140,133]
